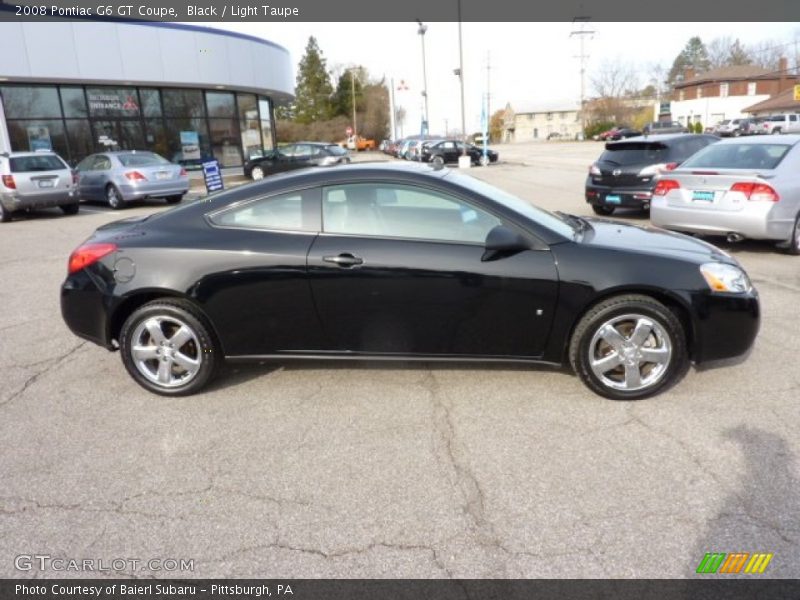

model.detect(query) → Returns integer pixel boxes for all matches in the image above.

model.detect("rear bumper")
[61,268,114,349]
[585,183,654,208]
[650,199,793,241]
[118,181,189,202]
[1,189,77,211]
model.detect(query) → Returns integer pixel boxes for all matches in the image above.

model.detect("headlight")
[699,262,752,293]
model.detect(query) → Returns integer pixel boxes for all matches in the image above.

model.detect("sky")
[215,21,799,136]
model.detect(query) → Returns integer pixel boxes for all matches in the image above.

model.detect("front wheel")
[166,195,183,204]
[592,205,615,216]
[120,300,220,396]
[251,165,265,180]
[785,212,800,256]
[569,294,688,400]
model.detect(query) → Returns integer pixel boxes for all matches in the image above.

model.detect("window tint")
[76,155,96,171]
[323,183,502,244]
[117,152,169,167]
[209,189,320,232]
[681,143,790,170]
[599,143,668,165]
[9,155,67,172]
[93,155,112,170]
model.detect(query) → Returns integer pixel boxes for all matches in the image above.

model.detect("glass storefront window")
[258,97,274,153]
[206,92,236,118]
[60,87,88,118]
[163,89,205,117]
[1,86,61,119]
[6,119,68,157]
[237,94,261,160]
[65,120,93,165]
[139,89,162,117]
[86,87,140,118]
[164,118,211,166]
[208,118,242,167]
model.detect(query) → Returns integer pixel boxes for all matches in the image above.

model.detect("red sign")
[346,126,353,136]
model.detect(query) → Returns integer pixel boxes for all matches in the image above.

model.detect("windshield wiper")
[556,211,592,234]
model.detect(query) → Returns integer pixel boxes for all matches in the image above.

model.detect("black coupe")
[61,163,759,400]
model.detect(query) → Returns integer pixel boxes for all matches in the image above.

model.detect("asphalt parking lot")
[1,142,798,578]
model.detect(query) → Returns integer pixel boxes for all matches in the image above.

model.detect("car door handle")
[323,253,364,267]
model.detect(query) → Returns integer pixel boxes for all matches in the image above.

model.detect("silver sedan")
[650,135,800,254]
[75,151,189,209]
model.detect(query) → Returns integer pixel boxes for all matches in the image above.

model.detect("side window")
[209,188,320,232]
[93,155,112,170]
[76,156,95,171]
[322,183,502,244]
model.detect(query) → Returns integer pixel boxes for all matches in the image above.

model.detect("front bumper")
[689,289,760,363]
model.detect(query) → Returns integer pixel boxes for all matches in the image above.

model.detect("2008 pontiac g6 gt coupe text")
[61,163,759,400]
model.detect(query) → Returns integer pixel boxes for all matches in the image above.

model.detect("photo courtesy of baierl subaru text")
[1,0,799,598]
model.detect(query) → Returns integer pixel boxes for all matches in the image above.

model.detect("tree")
[728,39,753,66]
[489,109,505,143]
[293,36,334,124]
[707,36,734,69]
[667,37,710,85]
[589,59,641,124]
[748,40,783,70]
[331,67,367,118]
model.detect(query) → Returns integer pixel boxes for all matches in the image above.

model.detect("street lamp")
[416,20,429,135]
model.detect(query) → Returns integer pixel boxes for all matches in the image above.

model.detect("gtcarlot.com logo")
[696,552,773,574]
[14,554,194,573]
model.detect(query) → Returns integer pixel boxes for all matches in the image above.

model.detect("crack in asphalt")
[0,341,87,409]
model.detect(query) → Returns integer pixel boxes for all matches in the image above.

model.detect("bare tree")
[707,36,734,69]
[589,60,642,124]
[748,40,785,70]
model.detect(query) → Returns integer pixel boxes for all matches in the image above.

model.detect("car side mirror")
[482,225,529,262]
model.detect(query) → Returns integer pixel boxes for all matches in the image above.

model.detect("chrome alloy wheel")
[588,313,672,392]
[130,316,202,388]
[251,166,265,180]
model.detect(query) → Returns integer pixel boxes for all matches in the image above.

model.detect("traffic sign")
[794,84,800,102]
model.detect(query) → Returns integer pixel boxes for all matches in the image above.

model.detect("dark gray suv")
[0,152,79,222]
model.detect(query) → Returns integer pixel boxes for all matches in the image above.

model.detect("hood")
[580,218,733,264]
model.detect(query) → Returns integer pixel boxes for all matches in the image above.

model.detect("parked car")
[0,151,79,222]
[243,142,350,180]
[420,140,499,166]
[586,134,720,215]
[650,135,800,254]
[714,118,757,137]
[61,162,759,400]
[757,114,800,135]
[341,136,376,151]
[75,151,188,210]
[643,121,689,135]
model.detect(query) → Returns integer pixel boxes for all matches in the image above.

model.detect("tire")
[733,129,741,137]
[0,203,12,223]
[60,203,80,215]
[774,127,782,135]
[119,299,220,396]
[106,184,124,210]
[166,195,183,204]
[251,166,265,180]
[785,212,800,256]
[569,294,688,400]
[431,155,444,168]
[592,205,615,216]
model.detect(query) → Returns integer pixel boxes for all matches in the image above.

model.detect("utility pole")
[570,17,594,138]
[416,20,429,135]
[457,0,467,158]
[350,68,358,141]
[486,51,491,136]
[389,77,397,140]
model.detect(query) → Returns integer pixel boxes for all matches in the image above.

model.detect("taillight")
[730,182,779,202]
[67,243,117,274]
[2,174,15,189]
[179,168,187,177]
[589,164,601,176]
[653,179,680,196]
[124,171,147,182]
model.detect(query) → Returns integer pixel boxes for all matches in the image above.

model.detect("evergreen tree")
[293,36,333,124]
[727,39,753,66]
[667,37,710,84]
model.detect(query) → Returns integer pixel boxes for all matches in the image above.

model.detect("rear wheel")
[106,184,123,210]
[251,166,265,180]
[60,203,80,215]
[785,213,800,256]
[774,127,783,135]
[166,195,183,204]
[431,155,444,168]
[0,203,12,222]
[569,294,688,400]
[120,299,219,396]
[592,205,615,216]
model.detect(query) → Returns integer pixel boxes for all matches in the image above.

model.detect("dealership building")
[0,20,294,166]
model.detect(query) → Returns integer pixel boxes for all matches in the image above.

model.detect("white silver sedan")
[650,135,800,254]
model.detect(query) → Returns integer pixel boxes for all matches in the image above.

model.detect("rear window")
[9,155,67,172]
[324,145,347,156]
[117,152,170,167]
[681,143,790,170]
[599,143,668,165]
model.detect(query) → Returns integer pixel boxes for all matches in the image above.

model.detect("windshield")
[449,172,575,238]
[681,143,790,170]
[599,143,668,165]
[118,152,170,167]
